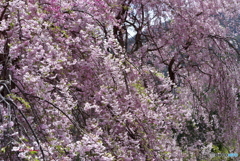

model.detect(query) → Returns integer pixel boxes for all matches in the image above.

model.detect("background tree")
[0,0,239,160]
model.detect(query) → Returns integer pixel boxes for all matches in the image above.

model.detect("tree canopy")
[0,0,239,160]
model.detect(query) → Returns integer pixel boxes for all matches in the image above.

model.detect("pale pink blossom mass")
[0,0,239,160]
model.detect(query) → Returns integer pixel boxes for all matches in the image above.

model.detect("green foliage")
[131,81,146,95]
[212,143,229,153]
[28,151,38,155]
[210,143,231,161]
[8,94,31,109]
[0,147,6,153]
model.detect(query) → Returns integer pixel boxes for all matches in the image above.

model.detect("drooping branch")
[168,57,175,83]
[0,3,9,22]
